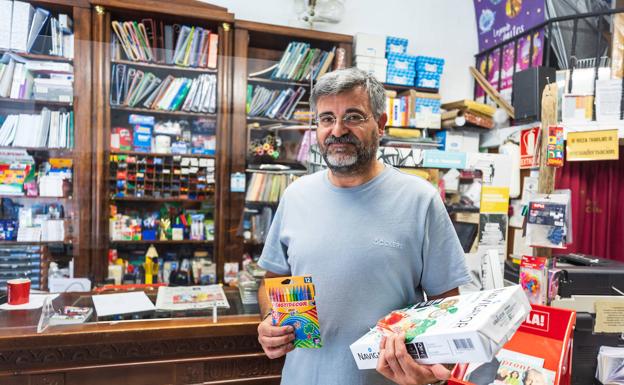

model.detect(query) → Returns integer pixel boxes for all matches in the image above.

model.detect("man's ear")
[377,112,388,136]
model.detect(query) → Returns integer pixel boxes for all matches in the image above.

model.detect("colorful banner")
[474,0,545,51]
[474,0,545,98]
[566,129,619,161]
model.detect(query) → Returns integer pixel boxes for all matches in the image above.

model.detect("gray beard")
[321,135,378,176]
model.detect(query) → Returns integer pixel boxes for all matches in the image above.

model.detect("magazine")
[464,348,546,385]
[155,285,230,311]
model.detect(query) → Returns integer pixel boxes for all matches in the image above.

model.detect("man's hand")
[257,315,295,359]
[376,332,451,385]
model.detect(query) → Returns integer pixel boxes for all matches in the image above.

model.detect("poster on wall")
[474,0,546,100]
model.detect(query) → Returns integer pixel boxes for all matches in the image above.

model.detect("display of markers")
[264,275,322,349]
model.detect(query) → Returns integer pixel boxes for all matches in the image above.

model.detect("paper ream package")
[350,285,531,369]
[264,275,322,348]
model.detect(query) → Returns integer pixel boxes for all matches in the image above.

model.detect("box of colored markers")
[265,275,322,348]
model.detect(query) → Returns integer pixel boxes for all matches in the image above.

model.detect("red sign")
[523,309,550,333]
[520,127,540,168]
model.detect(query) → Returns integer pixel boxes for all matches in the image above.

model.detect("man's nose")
[330,118,349,137]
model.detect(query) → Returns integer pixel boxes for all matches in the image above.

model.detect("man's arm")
[428,287,460,301]
[376,287,460,385]
[256,270,295,359]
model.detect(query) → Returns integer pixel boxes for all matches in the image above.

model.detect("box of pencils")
[265,275,322,348]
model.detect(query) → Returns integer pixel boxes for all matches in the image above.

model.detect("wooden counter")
[0,288,283,385]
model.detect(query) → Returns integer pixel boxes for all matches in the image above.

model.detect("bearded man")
[256,67,470,385]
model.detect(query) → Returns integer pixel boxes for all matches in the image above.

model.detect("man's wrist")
[261,310,272,321]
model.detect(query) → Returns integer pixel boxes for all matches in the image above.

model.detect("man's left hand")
[376,332,451,385]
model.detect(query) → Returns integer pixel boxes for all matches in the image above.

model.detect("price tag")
[230,172,246,193]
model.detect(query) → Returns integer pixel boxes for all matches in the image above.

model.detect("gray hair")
[310,67,386,119]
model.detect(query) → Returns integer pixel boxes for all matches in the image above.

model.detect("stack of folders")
[110,64,217,113]
[111,20,218,68]
[247,86,306,120]
[0,53,73,101]
[0,1,73,58]
[0,109,73,148]
[271,42,335,82]
[245,173,299,203]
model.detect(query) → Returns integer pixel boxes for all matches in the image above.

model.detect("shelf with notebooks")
[0,50,73,63]
[110,59,218,74]
[0,0,91,290]
[110,150,215,159]
[229,20,352,258]
[110,105,217,118]
[92,1,233,284]
[246,116,304,125]
[0,98,72,108]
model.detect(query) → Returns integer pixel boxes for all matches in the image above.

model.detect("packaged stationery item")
[49,306,93,325]
[519,255,548,305]
[350,285,531,369]
[264,275,322,348]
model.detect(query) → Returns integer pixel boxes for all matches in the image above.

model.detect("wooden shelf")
[111,59,218,74]
[247,116,303,125]
[0,98,72,108]
[110,240,213,245]
[0,195,71,200]
[0,146,74,156]
[110,150,215,159]
[0,50,73,63]
[247,77,311,88]
[245,201,279,207]
[383,83,439,93]
[245,168,307,175]
[111,196,212,203]
[110,106,217,118]
[0,241,70,245]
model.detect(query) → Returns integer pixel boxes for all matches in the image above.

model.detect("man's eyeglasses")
[316,112,371,129]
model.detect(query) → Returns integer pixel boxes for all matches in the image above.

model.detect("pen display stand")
[449,304,576,385]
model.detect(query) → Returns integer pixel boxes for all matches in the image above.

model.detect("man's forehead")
[316,87,370,111]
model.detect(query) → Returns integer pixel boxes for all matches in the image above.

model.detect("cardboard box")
[355,56,387,82]
[386,36,408,55]
[387,53,417,74]
[386,69,416,86]
[398,90,441,128]
[354,33,386,58]
[415,72,441,89]
[416,56,445,75]
[350,286,531,369]
[436,131,480,152]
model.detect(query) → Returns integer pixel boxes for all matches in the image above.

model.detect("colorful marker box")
[264,275,322,348]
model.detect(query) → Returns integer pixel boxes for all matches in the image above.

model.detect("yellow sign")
[480,186,510,214]
[567,129,619,161]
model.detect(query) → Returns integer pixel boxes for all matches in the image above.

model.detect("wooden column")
[72,5,94,278]
[534,82,558,258]
[91,6,111,281]
[216,22,234,281]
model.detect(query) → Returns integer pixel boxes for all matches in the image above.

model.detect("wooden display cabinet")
[90,0,234,282]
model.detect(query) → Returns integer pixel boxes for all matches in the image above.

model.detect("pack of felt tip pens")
[265,275,322,348]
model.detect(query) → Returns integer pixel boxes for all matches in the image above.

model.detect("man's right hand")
[257,316,295,359]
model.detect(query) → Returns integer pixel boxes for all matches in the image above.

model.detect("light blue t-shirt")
[258,166,471,385]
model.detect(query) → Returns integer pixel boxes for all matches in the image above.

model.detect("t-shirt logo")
[373,238,403,249]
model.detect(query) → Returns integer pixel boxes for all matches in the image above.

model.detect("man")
[256,68,471,385]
